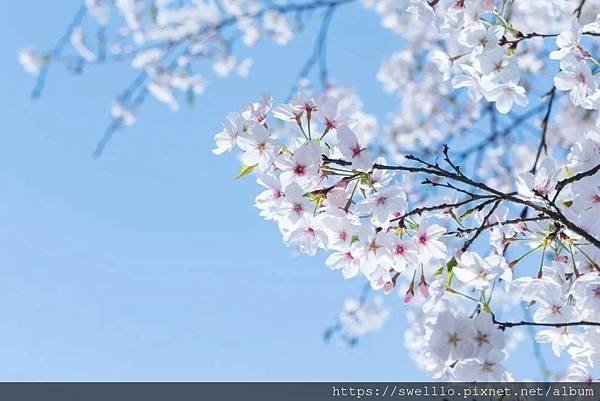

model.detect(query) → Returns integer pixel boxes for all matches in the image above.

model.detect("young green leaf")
[235,164,257,179]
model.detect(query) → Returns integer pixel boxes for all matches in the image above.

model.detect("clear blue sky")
[0,1,551,380]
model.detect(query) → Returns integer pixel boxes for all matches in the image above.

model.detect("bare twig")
[492,312,600,329]
[531,88,556,173]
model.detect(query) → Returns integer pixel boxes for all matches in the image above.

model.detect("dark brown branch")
[500,32,558,48]
[447,216,549,236]
[391,196,492,223]
[500,25,595,48]
[531,88,556,173]
[492,313,600,330]
[461,200,500,252]
[575,0,587,18]
[420,178,492,199]
[555,162,600,194]
[323,149,600,249]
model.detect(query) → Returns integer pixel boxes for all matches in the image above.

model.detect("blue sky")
[0,1,553,380]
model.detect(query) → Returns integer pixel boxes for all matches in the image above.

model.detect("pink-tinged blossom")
[415,223,447,262]
[275,141,322,189]
[315,97,350,131]
[359,186,407,228]
[554,55,597,109]
[326,247,361,279]
[283,216,328,256]
[237,123,279,171]
[320,215,357,251]
[549,19,586,61]
[573,181,600,212]
[337,126,372,171]
[487,83,529,114]
[213,113,248,155]
[387,236,418,273]
[535,327,576,357]
[255,173,283,221]
[453,252,504,291]
[516,158,560,201]
[453,349,506,381]
[241,93,272,125]
[532,281,577,324]
[272,103,303,123]
[571,273,600,320]
[280,182,312,224]
[452,65,485,101]
[460,25,502,53]
[429,311,475,360]
[356,224,393,275]
[471,313,505,356]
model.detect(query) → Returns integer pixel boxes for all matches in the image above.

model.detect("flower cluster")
[21,0,600,382]
[213,92,449,293]
[214,90,600,380]
[370,0,600,176]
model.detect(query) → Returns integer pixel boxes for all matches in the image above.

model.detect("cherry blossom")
[21,0,600,383]
[211,90,600,381]
[554,55,597,109]
[453,252,504,291]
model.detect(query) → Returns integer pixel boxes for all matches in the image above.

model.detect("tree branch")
[531,88,556,173]
[323,146,600,250]
[555,162,600,194]
[492,313,600,329]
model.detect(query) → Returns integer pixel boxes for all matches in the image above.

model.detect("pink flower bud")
[383,281,395,294]
[419,278,430,298]
[404,287,415,304]
[454,249,463,260]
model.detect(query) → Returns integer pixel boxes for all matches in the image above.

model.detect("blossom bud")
[454,249,463,261]
[403,284,415,304]
[418,275,429,298]
[383,281,395,295]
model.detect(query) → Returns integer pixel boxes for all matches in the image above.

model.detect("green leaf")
[235,164,257,179]
[307,193,325,208]
[446,257,457,272]
[459,207,477,221]
[445,257,457,286]
[494,13,517,36]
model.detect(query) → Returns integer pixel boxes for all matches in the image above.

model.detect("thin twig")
[531,88,556,173]
[492,312,600,329]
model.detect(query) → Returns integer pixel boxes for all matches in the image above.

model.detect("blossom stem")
[509,244,543,268]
